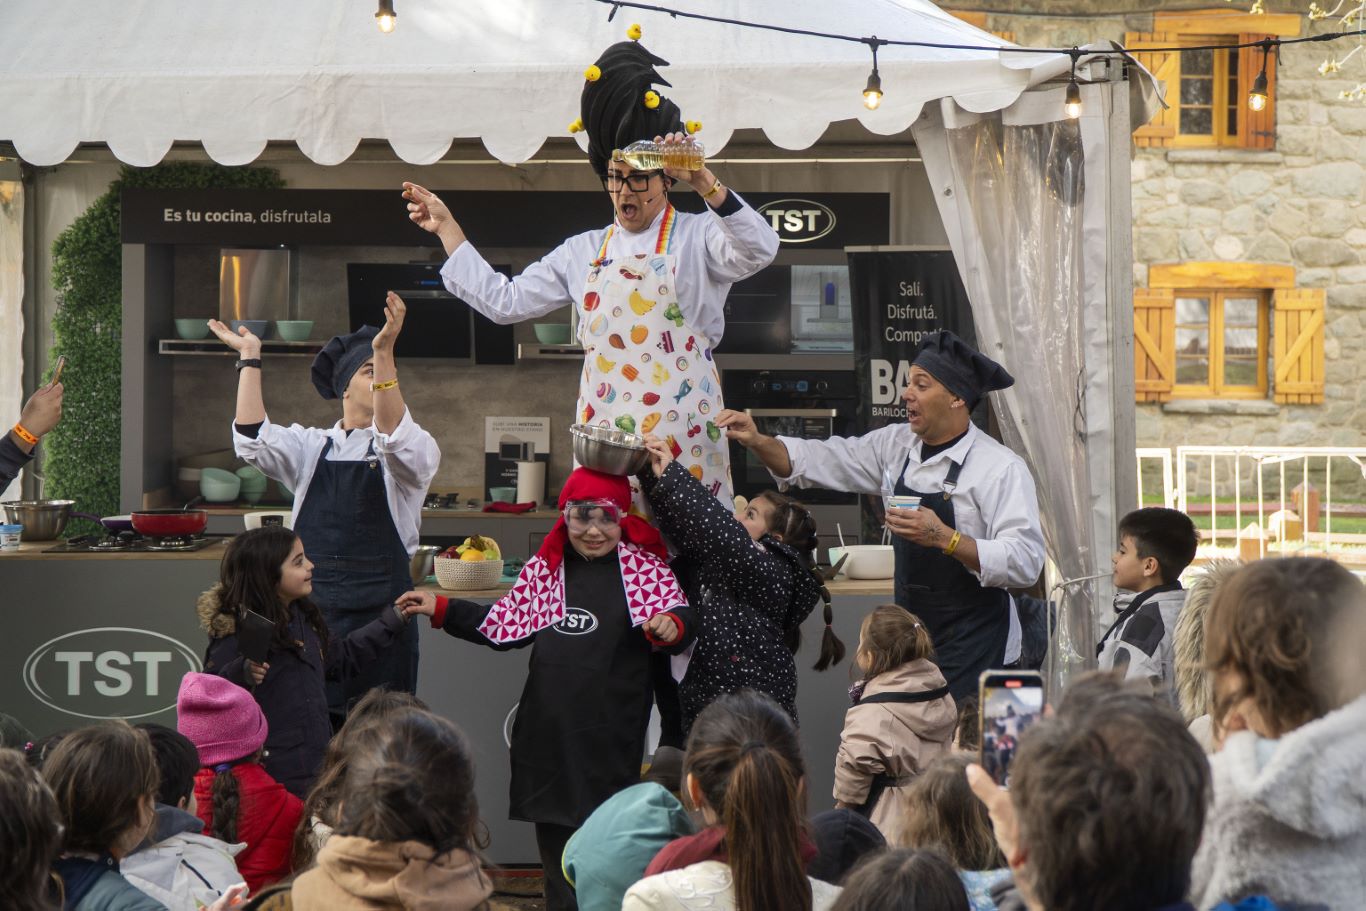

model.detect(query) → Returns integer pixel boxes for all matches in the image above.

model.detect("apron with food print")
[576,205,733,509]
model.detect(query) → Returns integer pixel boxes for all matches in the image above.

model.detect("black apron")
[293,436,418,718]
[891,451,1010,704]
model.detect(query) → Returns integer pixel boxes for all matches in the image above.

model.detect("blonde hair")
[858,605,934,680]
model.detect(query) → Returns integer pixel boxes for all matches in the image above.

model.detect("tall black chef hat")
[911,330,1014,407]
[580,40,685,177]
[311,325,380,400]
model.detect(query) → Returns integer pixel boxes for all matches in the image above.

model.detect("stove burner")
[146,535,199,551]
[43,533,222,554]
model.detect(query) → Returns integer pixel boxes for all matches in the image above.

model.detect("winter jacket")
[1096,582,1187,702]
[622,860,841,911]
[0,433,33,493]
[53,855,167,911]
[833,658,956,840]
[197,584,408,796]
[1192,693,1366,909]
[290,835,496,911]
[122,804,244,911]
[193,761,303,895]
[640,460,821,728]
[563,783,695,911]
[1173,559,1240,723]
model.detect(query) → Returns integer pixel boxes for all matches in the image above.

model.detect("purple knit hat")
[175,672,268,767]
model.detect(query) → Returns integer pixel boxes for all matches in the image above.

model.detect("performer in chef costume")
[211,296,440,718]
[401,25,779,510]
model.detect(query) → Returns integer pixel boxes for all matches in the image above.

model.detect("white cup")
[886,495,922,512]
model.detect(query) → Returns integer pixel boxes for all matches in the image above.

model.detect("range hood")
[218,248,296,323]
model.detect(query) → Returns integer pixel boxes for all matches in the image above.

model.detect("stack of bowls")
[200,467,242,502]
[275,320,314,341]
[174,319,211,340]
[236,466,269,504]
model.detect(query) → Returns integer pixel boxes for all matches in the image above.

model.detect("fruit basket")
[434,556,505,591]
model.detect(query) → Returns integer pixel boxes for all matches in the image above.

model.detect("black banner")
[121,189,889,249]
[848,249,981,538]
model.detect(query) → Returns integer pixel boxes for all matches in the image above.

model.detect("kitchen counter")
[1,539,232,560]
[200,506,563,521]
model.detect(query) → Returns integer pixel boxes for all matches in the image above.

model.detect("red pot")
[130,509,208,537]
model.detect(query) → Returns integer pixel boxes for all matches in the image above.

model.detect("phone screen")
[979,670,1044,787]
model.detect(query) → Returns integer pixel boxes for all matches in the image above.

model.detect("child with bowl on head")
[398,466,697,911]
[196,525,416,798]
[638,432,843,730]
[177,672,302,894]
[833,604,956,841]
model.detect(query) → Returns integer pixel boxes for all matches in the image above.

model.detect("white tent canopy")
[1,0,1075,166]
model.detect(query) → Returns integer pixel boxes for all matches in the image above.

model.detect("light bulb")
[377,14,395,32]
[1064,79,1082,119]
[375,0,396,33]
[1248,70,1268,111]
[863,71,883,111]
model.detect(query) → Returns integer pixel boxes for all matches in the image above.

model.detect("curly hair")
[1204,557,1366,740]
[900,753,1003,871]
[0,749,63,911]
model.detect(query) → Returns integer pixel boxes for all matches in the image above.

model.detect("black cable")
[589,0,1359,58]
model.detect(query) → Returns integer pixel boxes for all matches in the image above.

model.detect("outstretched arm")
[208,320,265,425]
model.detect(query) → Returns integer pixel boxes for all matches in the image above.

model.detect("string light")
[863,40,885,111]
[375,0,396,34]
[1064,48,1083,119]
[1248,39,1272,112]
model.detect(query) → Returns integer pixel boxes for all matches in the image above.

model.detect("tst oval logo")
[23,627,203,720]
[757,199,837,245]
[554,607,599,636]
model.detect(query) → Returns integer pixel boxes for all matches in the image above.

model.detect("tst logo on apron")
[757,199,836,245]
[554,607,599,636]
[23,627,202,720]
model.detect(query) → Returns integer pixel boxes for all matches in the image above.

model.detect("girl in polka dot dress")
[640,433,845,731]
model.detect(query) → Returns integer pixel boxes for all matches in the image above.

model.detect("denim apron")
[293,436,418,720]
[891,451,1010,704]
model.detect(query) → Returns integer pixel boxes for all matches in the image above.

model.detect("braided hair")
[755,491,846,671]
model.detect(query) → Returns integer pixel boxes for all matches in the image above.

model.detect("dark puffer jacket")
[641,461,821,728]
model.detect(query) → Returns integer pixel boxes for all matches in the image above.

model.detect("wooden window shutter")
[1126,32,1179,148]
[1238,34,1277,149]
[1134,288,1176,402]
[1272,289,1325,404]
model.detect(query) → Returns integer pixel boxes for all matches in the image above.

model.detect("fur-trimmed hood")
[1173,559,1240,722]
[197,584,236,638]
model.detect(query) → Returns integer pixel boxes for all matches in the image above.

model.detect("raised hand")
[208,320,262,357]
[643,433,673,477]
[18,381,63,439]
[372,292,407,353]
[715,409,759,447]
[402,182,453,235]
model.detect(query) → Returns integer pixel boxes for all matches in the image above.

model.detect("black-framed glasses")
[601,171,661,193]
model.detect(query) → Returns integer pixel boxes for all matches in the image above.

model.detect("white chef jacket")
[775,421,1046,663]
[231,407,440,557]
[438,193,779,346]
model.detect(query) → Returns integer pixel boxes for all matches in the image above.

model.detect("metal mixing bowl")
[1,499,76,540]
[570,423,649,476]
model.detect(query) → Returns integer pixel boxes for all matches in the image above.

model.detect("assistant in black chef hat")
[579,39,686,177]
[911,330,1014,408]
[311,325,380,400]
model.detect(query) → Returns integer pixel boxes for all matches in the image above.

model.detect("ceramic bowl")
[275,320,314,341]
[488,486,517,503]
[174,319,211,340]
[841,545,895,580]
[533,323,572,345]
[230,319,270,340]
[200,467,242,502]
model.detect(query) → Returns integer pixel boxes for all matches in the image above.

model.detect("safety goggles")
[562,499,624,532]
[601,170,662,193]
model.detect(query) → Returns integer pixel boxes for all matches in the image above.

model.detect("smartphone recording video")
[979,670,1044,787]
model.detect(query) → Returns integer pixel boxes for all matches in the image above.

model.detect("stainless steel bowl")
[570,423,649,476]
[1,499,76,541]
[409,545,440,584]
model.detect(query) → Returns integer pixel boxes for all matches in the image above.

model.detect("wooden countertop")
[1,539,232,560]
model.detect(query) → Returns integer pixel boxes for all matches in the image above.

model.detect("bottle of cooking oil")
[615,138,705,171]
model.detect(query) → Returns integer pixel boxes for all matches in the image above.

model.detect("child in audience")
[806,809,886,886]
[830,848,970,911]
[177,672,303,894]
[198,525,414,797]
[291,688,429,871]
[900,754,1007,911]
[1173,558,1240,751]
[563,782,695,911]
[42,721,169,911]
[639,434,842,729]
[286,709,497,910]
[1193,557,1366,908]
[121,724,245,911]
[625,690,842,910]
[0,747,63,911]
[1096,507,1199,700]
[834,605,956,840]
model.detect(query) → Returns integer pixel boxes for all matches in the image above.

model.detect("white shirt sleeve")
[372,407,441,495]
[775,424,907,496]
[968,455,1047,590]
[439,233,598,324]
[702,191,781,284]
[231,418,324,490]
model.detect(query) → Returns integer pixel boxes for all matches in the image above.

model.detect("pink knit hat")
[176,672,269,767]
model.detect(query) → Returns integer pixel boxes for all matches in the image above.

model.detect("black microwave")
[346,262,515,364]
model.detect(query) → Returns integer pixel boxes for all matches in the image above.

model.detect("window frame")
[1171,288,1270,399]
[1169,36,1242,149]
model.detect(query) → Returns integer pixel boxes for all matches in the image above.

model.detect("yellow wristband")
[11,423,39,446]
[703,178,724,200]
[371,378,399,392]
[943,529,962,556]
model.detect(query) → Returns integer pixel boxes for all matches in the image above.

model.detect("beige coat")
[833,659,957,840]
